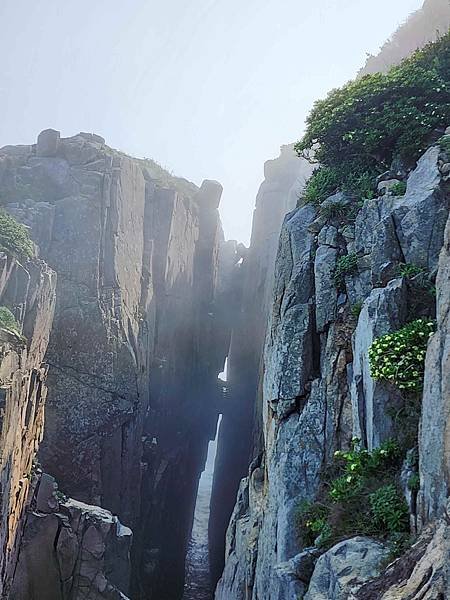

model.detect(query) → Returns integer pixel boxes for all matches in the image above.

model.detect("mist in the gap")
[183,415,223,600]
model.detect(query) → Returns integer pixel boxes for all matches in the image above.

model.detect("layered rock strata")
[0,130,232,599]
[0,250,56,597]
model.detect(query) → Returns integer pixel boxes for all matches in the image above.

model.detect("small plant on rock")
[397,263,426,279]
[0,306,20,332]
[369,319,435,392]
[334,253,358,286]
[390,181,407,196]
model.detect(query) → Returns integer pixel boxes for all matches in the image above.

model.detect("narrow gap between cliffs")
[181,359,228,600]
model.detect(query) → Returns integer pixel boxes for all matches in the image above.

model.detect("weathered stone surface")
[0,130,231,599]
[210,145,314,586]
[351,278,408,449]
[353,520,450,600]
[0,252,56,598]
[10,479,132,600]
[305,537,388,600]
[36,128,60,157]
[418,212,450,524]
[392,145,448,271]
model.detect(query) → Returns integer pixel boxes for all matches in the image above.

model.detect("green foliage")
[369,484,409,533]
[397,263,426,278]
[369,319,435,392]
[0,306,19,332]
[302,167,340,205]
[407,473,420,492]
[319,200,348,220]
[330,439,401,502]
[0,210,33,261]
[390,181,407,196]
[439,134,450,155]
[351,302,363,318]
[295,500,331,547]
[296,33,450,203]
[296,439,409,549]
[334,253,358,285]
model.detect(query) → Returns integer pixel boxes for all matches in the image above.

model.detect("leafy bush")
[0,210,33,261]
[296,439,409,549]
[397,263,426,278]
[296,500,331,547]
[369,319,435,392]
[390,181,407,196]
[369,484,409,533]
[334,253,358,285]
[0,306,20,332]
[439,134,450,155]
[296,33,450,203]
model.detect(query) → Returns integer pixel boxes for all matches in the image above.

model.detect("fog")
[0,0,423,243]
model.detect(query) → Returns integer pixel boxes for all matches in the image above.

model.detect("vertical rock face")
[216,137,449,599]
[0,131,231,598]
[209,145,313,585]
[0,251,56,597]
[10,474,133,600]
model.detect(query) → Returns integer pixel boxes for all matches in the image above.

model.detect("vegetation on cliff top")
[296,32,450,204]
[0,210,34,261]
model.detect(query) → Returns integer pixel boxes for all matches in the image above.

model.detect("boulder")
[305,537,388,600]
[36,128,60,157]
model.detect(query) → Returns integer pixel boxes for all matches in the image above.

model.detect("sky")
[0,0,423,244]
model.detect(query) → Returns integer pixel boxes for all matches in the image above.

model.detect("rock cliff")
[0,130,231,599]
[209,146,313,585]
[215,137,450,599]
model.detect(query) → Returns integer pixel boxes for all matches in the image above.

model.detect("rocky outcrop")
[10,473,132,600]
[209,145,313,585]
[215,136,449,599]
[0,130,231,599]
[0,251,56,597]
[305,537,388,600]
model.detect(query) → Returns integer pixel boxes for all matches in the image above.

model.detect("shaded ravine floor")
[182,416,222,600]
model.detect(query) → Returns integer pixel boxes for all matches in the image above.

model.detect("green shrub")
[296,439,409,549]
[369,484,409,533]
[390,181,407,196]
[0,210,33,261]
[397,263,426,278]
[439,134,450,155]
[296,33,450,203]
[295,500,331,547]
[302,167,340,204]
[0,306,20,332]
[369,319,435,392]
[334,253,358,285]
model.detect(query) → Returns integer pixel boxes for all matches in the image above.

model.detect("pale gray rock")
[351,278,408,449]
[393,145,448,270]
[418,213,450,524]
[36,128,60,157]
[315,244,338,332]
[305,537,388,600]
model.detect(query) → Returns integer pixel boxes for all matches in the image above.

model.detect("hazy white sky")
[1,0,423,243]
